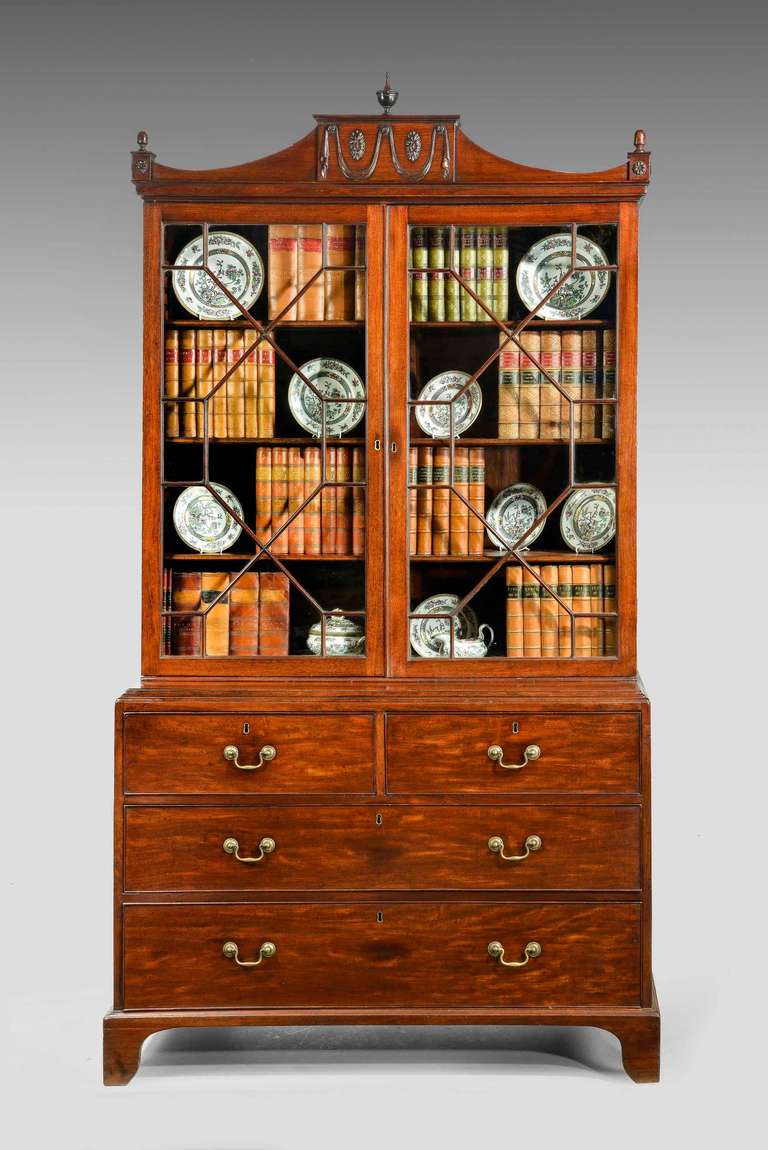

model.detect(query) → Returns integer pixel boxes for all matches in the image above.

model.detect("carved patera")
[631,159,648,177]
[319,122,452,183]
[348,128,366,161]
[404,130,422,163]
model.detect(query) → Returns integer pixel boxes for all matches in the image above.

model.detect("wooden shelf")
[167,437,366,446]
[166,553,364,562]
[411,551,614,563]
[410,319,613,329]
[168,319,364,329]
[409,437,609,446]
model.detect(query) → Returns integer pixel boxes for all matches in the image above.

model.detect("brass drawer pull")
[487,743,541,770]
[222,940,277,967]
[488,833,542,861]
[223,743,276,771]
[222,836,276,863]
[487,940,542,967]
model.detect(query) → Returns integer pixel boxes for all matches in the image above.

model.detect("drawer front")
[122,901,641,1009]
[387,713,640,794]
[125,805,641,892]
[123,713,375,795]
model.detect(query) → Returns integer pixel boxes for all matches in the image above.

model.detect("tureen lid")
[308,612,362,637]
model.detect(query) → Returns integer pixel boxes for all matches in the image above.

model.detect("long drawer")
[122,901,641,1009]
[123,713,375,795]
[124,804,641,892]
[387,713,640,794]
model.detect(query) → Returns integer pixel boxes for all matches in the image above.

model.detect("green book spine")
[428,226,446,322]
[476,226,493,321]
[459,227,478,321]
[411,227,428,323]
[492,227,509,320]
[445,228,460,321]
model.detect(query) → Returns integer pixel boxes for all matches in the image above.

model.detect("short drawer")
[123,713,375,795]
[124,804,641,892]
[122,901,641,1009]
[386,713,640,794]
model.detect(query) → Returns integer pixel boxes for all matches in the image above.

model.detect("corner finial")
[632,129,646,152]
[131,130,155,184]
[627,129,650,182]
[376,73,398,114]
[137,130,148,151]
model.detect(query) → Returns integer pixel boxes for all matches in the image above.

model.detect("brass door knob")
[222,836,276,863]
[222,940,277,967]
[487,743,541,770]
[487,940,542,968]
[223,744,276,771]
[487,833,542,861]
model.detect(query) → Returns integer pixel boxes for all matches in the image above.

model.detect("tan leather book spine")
[354,225,366,321]
[195,328,212,438]
[297,224,324,321]
[352,446,365,556]
[170,570,201,656]
[602,329,616,439]
[162,566,170,655]
[408,446,418,556]
[518,330,541,438]
[268,224,298,320]
[522,565,542,657]
[590,561,603,655]
[255,446,272,547]
[459,227,477,321]
[506,565,523,657]
[445,228,460,322]
[201,571,230,656]
[164,328,179,438]
[416,446,433,555]
[561,330,582,439]
[581,329,598,439]
[335,446,352,555]
[324,224,355,319]
[498,335,520,438]
[428,226,446,322]
[321,445,337,554]
[572,562,592,657]
[258,572,289,656]
[243,336,259,438]
[287,446,305,555]
[211,328,228,438]
[179,329,197,438]
[431,446,450,555]
[257,343,275,437]
[492,227,509,321]
[226,329,245,438]
[476,226,493,321]
[558,563,573,657]
[228,571,260,656]
[538,329,562,439]
[540,563,559,657]
[468,447,485,556]
[450,447,470,555]
[603,562,617,655]
[304,446,322,555]
[270,445,289,555]
[411,226,428,322]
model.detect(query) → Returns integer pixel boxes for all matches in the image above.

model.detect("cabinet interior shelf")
[168,319,365,329]
[411,551,613,563]
[410,319,614,329]
[165,553,364,562]
[409,437,608,447]
[167,437,366,446]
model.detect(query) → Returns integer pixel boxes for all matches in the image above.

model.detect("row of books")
[268,224,365,321]
[410,227,509,322]
[164,570,289,657]
[499,328,615,439]
[164,329,275,439]
[256,445,365,556]
[506,563,616,657]
[408,447,485,556]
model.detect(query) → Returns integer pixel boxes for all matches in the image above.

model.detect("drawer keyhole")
[376,911,384,924]
[243,722,250,734]
[375,813,383,826]
[512,721,519,734]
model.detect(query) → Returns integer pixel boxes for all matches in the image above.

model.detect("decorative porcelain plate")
[288,358,366,437]
[516,233,611,320]
[172,483,243,553]
[172,231,264,320]
[560,487,616,552]
[410,593,480,659]
[486,483,548,551]
[414,372,482,438]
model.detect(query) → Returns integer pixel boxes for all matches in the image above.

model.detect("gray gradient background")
[2,0,766,1145]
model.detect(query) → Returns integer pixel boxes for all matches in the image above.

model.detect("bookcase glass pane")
[407,221,618,661]
[160,221,368,659]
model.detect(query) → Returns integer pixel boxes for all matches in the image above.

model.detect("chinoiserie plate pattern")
[288,358,366,437]
[560,487,616,552]
[486,483,548,550]
[173,483,243,553]
[410,593,480,659]
[516,233,610,321]
[414,372,483,437]
[172,231,264,320]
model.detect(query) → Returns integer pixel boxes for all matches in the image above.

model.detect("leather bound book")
[411,226,428,322]
[321,445,337,554]
[540,563,559,657]
[255,446,272,547]
[590,561,604,655]
[201,571,230,656]
[561,330,582,439]
[211,328,228,438]
[170,570,202,656]
[258,571,290,656]
[195,328,212,438]
[498,335,520,439]
[243,337,259,438]
[557,563,573,656]
[352,446,365,556]
[572,562,592,657]
[539,329,562,439]
[268,224,298,320]
[324,224,355,319]
[162,567,171,654]
[522,564,542,657]
[445,228,460,322]
[416,446,434,555]
[408,446,418,556]
[257,343,275,437]
[228,571,260,656]
[303,446,322,555]
[492,227,509,321]
[602,329,616,439]
[603,562,617,655]
[270,445,290,555]
[354,225,366,321]
[468,447,486,556]
[506,565,524,657]
[581,329,598,439]
[179,329,197,438]
[450,447,470,555]
[297,224,324,321]
[287,446,305,555]
[518,330,541,438]
[459,227,477,321]
[428,226,446,322]
[476,226,493,321]
[164,328,179,439]
[335,446,352,555]
[431,445,450,555]
[226,329,245,438]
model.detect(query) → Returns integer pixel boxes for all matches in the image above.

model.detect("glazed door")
[143,203,385,676]
[387,203,637,678]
